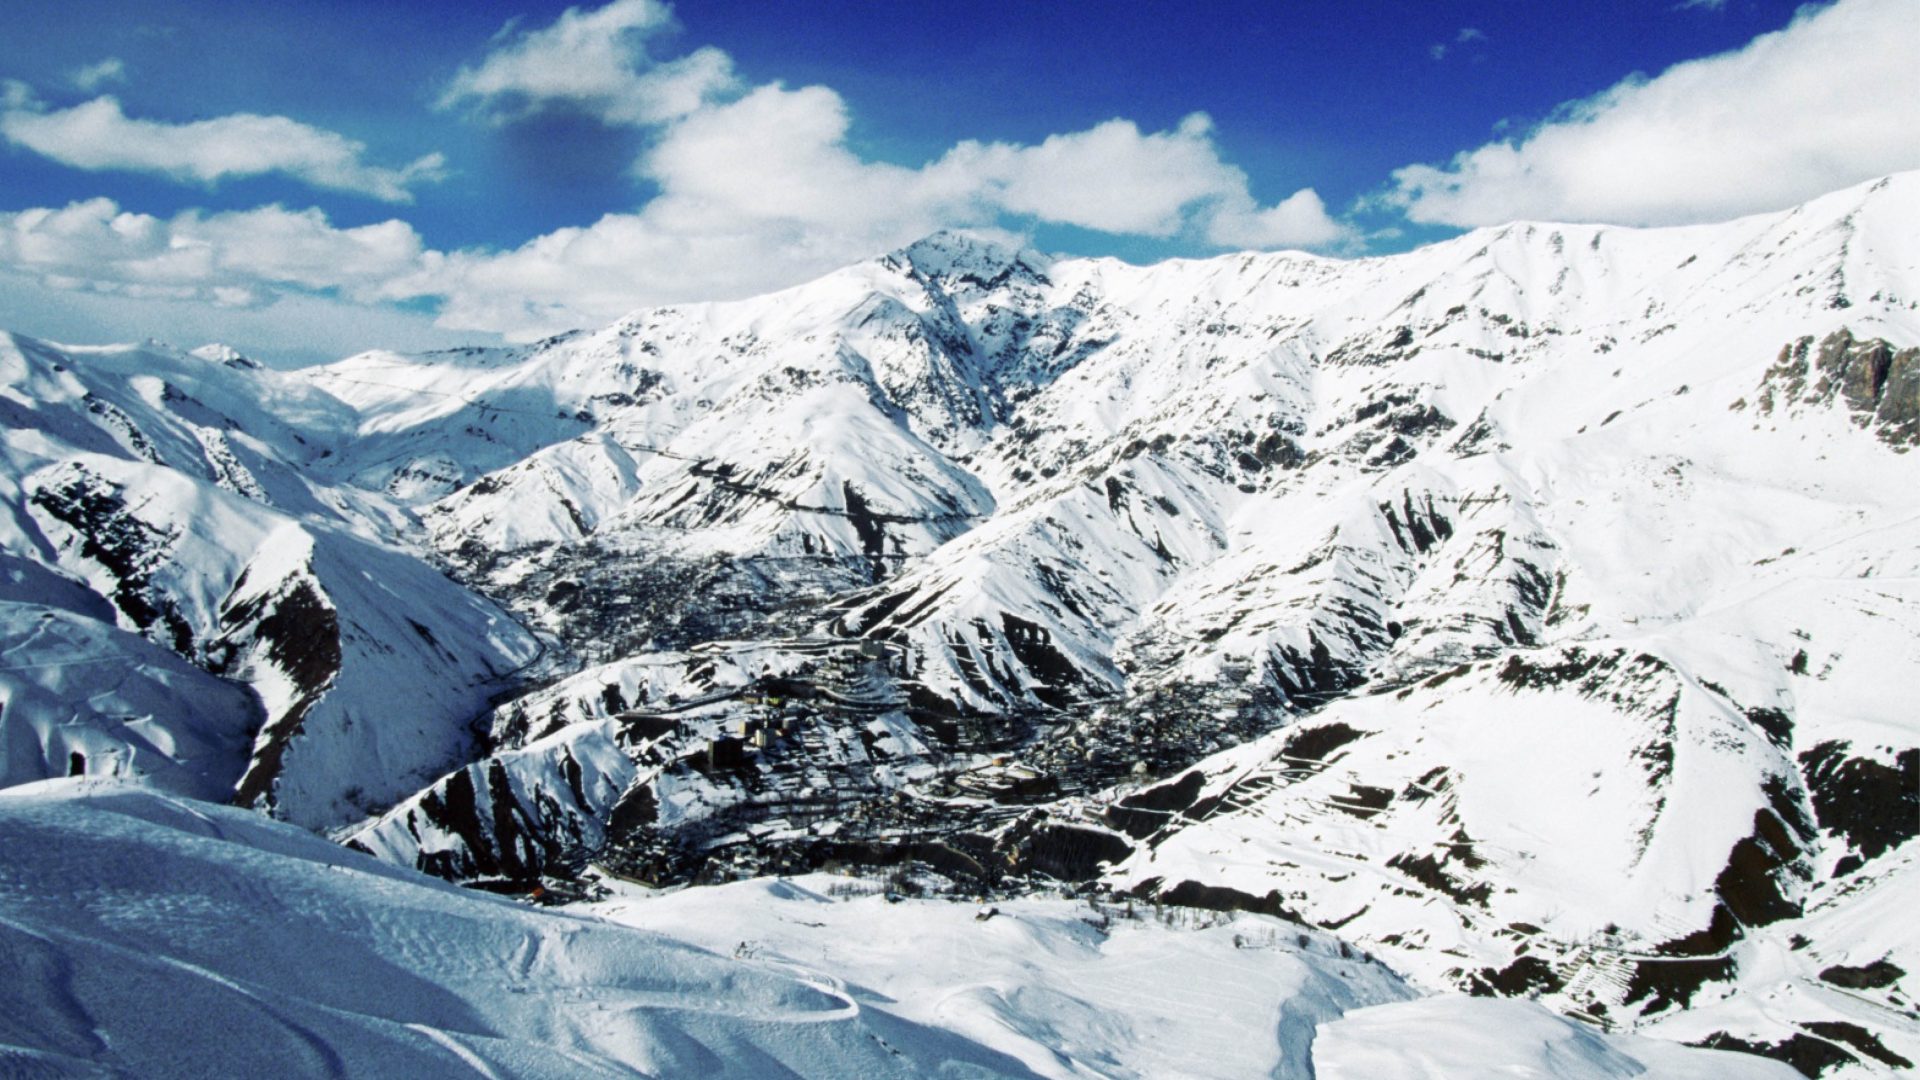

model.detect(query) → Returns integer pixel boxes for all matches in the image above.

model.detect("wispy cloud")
[0,89,445,203]
[1387,0,1920,226]
[68,58,126,92]
[1431,27,1486,61]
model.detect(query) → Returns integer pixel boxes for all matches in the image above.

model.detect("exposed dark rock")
[1817,958,1903,990]
[1496,647,1620,691]
[1144,879,1302,922]
[1623,954,1738,1015]
[1106,770,1206,839]
[1388,851,1492,906]
[1010,824,1133,881]
[1282,722,1368,764]
[1694,1032,1857,1077]
[221,572,344,810]
[1746,706,1795,749]
[1715,806,1808,928]
[999,612,1081,707]
[1267,631,1365,709]
[29,467,194,654]
[414,766,497,880]
[1798,741,1918,867]
[1332,783,1395,819]
[1379,490,1453,555]
[1753,329,1920,447]
[1802,1020,1912,1069]
[841,481,891,580]
[1467,955,1562,998]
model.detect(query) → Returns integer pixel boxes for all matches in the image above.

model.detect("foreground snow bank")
[597,875,1798,1080]
[1315,996,1799,1080]
[593,874,1412,1079]
[0,779,1032,1078]
[0,778,1813,1078]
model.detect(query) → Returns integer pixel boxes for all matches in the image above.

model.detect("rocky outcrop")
[1751,329,1920,447]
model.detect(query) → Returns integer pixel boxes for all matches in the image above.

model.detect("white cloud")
[400,84,1350,339]
[0,198,428,308]
[1,0,1350,347]
[68,58,126,92]
[441,0,736,125]
[1206,188,1346,249]
[639,84,955,233]
[1387,0,1920,227]
[0,92,445,203]
[952,115,1251,237]
[419,0,1352,336]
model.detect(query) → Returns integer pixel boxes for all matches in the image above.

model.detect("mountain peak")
[189,343,262,370]
[888,229,1052,288]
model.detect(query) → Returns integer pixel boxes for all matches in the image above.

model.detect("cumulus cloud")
[402,83,1351,339]
[1206,188,1346,249]
[953,115,1253,237]
[413,0,1356,338]
[2,0,1349,345]
[0,198,427,307]
[5,83,1347,347]
[1387,0,1920,227]
[0,92,445,202]
[440,0,736,125]
[68,58,126,91]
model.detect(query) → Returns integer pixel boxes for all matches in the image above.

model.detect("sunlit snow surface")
[0,780,1798,1078]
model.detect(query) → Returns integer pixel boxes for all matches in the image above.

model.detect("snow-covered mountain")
[3,171,1917,1076]
[0,334,538,826]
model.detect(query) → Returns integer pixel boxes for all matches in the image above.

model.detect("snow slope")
[0,334,539,827]
[0,602,258,799]
[1315,996,1799,1080]
[0,779,1799,1079]
[0,780,1039,1078]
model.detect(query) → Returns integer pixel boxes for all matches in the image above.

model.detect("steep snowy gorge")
[2,172,1917,1076]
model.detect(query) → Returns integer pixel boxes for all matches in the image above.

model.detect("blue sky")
[2,0,1916,363]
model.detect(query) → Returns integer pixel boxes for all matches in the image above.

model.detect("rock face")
[1750,328,1920,447]
[8,171,1920,1075]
